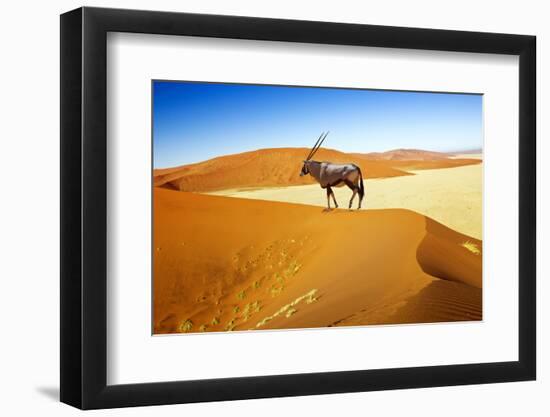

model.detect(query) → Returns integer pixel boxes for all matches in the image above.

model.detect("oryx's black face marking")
[300,160,309,177]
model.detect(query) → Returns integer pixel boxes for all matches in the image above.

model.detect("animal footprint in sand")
[269,285,284,297]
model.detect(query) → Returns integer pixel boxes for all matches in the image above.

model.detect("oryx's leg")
[330,188,338,208]
[344,179,357,209]
[349,189,357,209]
[326,187,332,210]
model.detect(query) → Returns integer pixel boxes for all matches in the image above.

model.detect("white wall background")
[0,0,545,415]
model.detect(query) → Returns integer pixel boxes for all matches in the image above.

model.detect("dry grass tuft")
[461,241,481,255]
[179,319,193,333]
[225,318,236,331]
[256,289,318,328]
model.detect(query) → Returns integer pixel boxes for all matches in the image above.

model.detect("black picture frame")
[60,6,536,410]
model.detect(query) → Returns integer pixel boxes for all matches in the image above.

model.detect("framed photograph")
[60,7,536,409]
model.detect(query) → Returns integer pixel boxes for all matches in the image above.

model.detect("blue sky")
[153,81,483,168]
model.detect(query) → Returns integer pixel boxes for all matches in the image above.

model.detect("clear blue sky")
[153,81,482,168]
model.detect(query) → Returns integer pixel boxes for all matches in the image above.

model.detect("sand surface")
[153,188,482,334]
[208,163,482,239]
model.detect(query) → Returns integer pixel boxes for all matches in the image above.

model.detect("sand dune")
[355,148,450,161]
[208,163,482,239]
[153,188,482,334]
[153,147,480,192]
[153,148,410,191]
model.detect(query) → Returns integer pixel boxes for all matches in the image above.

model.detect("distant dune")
[153,188,482,334]
[356,148,450,161]
[448,148,483,156]
[153,147,480,192]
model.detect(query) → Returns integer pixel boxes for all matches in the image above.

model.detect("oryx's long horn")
[309,131,329,159]
[305,132,325,161]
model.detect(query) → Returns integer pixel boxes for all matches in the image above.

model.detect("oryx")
[300,132,365,210]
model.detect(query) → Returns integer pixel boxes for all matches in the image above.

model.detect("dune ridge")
[153,147,480,192]
[153,188,482,334]
[354,148,450,161]
[208,163,483,239]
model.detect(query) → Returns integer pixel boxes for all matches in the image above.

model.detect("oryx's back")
[319,162,360,188]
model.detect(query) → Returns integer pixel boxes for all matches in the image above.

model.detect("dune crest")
[153,188,482,334]
[207,163,483,239]
[153,147,480,192]
[416,218,482,288]
[356,148,450,161]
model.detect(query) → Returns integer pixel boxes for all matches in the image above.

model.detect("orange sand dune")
[153,147,480,192]
[354,148,450,161]
[153,147,410,192]
[153,188,482,334]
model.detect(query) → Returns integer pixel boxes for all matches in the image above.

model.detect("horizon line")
[153,145,483,170]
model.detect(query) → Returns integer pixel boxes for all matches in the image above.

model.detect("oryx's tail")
[358,167,365,203]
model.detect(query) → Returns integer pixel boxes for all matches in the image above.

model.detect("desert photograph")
[152,81,483,335]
